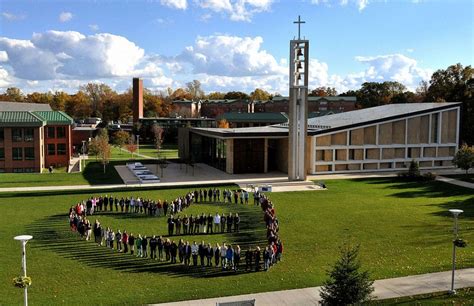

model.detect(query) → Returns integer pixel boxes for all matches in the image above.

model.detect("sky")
[0,0,472,95]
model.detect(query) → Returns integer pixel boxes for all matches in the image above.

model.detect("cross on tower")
[293,15,305,40]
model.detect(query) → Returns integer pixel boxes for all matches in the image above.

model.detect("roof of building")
[0,111,45,127]
[306,103,460,134]
[0,101,52,111]
[216,112,288,123]
[308,110,341,118]
[33,111,74,125]
[267,96,357,103]
[190,102,461,138]
[200,99,250,104]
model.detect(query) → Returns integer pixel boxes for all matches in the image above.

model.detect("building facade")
[179,103,461,175]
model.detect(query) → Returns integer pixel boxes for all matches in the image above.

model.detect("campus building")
[0,102,73,173]
[179,102,461,174]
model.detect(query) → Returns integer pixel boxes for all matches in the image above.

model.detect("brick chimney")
[133,77,143,123]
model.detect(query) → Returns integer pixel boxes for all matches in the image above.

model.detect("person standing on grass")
[93,220,101,245]
[234,245,241,271]
[221,214,226,233]
[234,190,239,204]
[108,229,115,249]
[207,214,213,234]
[244,190,249,205]
[226,245,234,270]
[167,215,175,236]
[191,241,199,266]
[178,239,185,263]
[122,231,128,253]
[206,243,213,267]
[120,197,125,212]
[184,241,192,266]
[263,246,271,271]
[116,230,122,252]
[183,215,189,235]
[217,189,221,202]
[203,189,208,202]
[128,233,135,255]
[157,236,164,261]
[114,197,119,212]
[214,243,220,267]
[136,234,142,257]
[142,236,148,258]
[227,213,233,233]
[164,239,171,261]
[214,213,221,233]
[176,216,182,235]
[212,188,217,202]
[198,241,205,266]
[130,197,135,213]
[220,243,227,269]
[149,235,157,259]
[240,190,244,204]
[189,215,195,234]
[255,246,261,271]
[234,213,240,232]
[245,247,253,271]
[101,195,106,212]
[170,240,178,264]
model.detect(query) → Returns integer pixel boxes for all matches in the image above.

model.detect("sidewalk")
[436,175,474,189]
[154,268,474,306]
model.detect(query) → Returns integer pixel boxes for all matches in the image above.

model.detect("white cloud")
[311,0,369,11]
[195,0,273,22]
[89,24,100,32]
[0,66,11,88]
[160,0,188,10]
[177,35,285,77]
[0,51,8,62]
[1,12,26,21]
[59,12,73,22]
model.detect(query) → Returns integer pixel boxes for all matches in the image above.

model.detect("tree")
[426,63,474,145]
[95,129,111,173]
[250,88,271,101]
[152,124,164,154]
[112,130,130,154]
[1,87,24,101]
[185,80,205,100]
[309,87,337,97]
[80,82,116,118]
[126,135,138,159]
[207,92,226,100]
[170,88,193,101]
[408,159,420,178]
[223,91,250,100]
[25,92,53,105]
[66,91,92,119]
[320,244,374,305]
[356,81,407,108]
[217,119,230,128]
[51,91,70,111]
[453,144,474,175]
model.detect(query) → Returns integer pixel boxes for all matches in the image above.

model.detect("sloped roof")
[269,96,356,103]
[0,101,52,111]
[33,111,73,125]
[0,111,45,127]
[216,112,288,123]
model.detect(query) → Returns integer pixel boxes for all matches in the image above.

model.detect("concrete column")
[225,139,234,174]
[264,138,268,173]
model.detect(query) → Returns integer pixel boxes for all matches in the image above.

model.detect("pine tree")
[408,159,420,178]
[320,244,374,305]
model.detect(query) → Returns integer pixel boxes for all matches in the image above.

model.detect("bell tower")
[288,16,309,181]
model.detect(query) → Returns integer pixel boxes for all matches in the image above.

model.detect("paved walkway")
[154,268,474,306]
[437,175,474,189]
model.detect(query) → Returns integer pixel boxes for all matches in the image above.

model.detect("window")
[13,168,24,173]
[349,149,355,160]
[12,148,23,160]
[24,168,35,173]
[56,126,66,138]
[24,128,34,142]
[0,128,4,141]
[24,147,35,160]
[57,143,66,155]
[407,148,412,158]
[47,144,55,155]
[12,128,22,142]
[47,126,55,138]
[0,148,4,160]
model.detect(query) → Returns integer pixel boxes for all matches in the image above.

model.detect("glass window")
[56,126,66,138]
[57,143,66,155]
[13,168,24,173]
[47,144,55,155]
[24,128,34,142]
[47,127,55,138]
[24,147,35,160]
[12,148,23,160]
[12,128,22,142]
[0,148,4,159]
[24,168,34,173]
[0,128,4,141]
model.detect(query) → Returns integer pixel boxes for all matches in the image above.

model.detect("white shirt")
[214,215,221,224]
[191,244,199,255]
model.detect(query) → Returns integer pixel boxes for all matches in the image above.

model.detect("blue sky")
[0,0,472,95]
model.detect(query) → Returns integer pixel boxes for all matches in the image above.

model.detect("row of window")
[0,168,35,173]
[48,143,67,156]
[0,127,66,142]
[0,143,67,160]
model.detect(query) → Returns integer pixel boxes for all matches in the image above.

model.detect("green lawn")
[445,173,474,184]
[375,287,474,305]
[134,143,179,159]
[1,178,473,305]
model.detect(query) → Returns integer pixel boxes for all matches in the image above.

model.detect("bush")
[422,172,437,181]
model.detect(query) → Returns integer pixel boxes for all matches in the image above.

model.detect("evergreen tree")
[408,159,420,178]
[320,244,374,305]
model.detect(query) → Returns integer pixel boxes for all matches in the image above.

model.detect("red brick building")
[0,102,73,173]
[254,96,356,113]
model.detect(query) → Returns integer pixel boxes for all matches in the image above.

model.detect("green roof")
[33,111,74,125]
[216,112,288,123]
[0,111,45,127]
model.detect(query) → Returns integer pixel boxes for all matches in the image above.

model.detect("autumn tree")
[224,91,250,100]
[309,86,337,97]
[185,80,205,100]
[170,88,193,101]
[1,87,24,101]
[112,130,130,154]
[355,81,406,108]
[207,92,226,100]
[94,129,112,173]
[51,91,70,111]
[66,91,91,119]
[80,82,116,118]
[250,88,271,101]
[126,135,138,159]
[217,119,230,128]
[25,92,53,105]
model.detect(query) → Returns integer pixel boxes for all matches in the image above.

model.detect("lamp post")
[136,135,140,155]
[449,209,463,295]
[81,140,86,171]
[14,235,33,306]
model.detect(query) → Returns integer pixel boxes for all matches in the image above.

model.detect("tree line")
[1,63,472,144]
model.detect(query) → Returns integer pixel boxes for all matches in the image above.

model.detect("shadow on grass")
[25,205,267,278]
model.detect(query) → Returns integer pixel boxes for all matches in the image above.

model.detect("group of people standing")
[68,187,283,273]
[166,212,240,236]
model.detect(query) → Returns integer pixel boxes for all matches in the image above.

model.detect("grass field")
[1,178,473,305]
[375,287,474,305]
